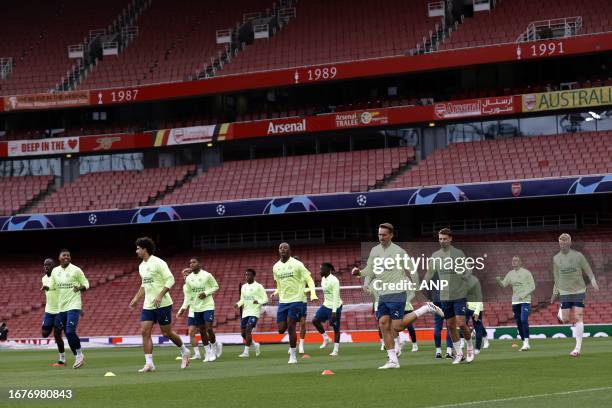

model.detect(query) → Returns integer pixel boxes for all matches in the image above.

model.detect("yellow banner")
[522,86,612,113]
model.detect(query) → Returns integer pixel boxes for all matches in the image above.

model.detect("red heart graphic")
[68,139,78,149]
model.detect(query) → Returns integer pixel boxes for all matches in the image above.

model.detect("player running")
[129,237,191,372]
[550,233,599,357]
[353,223,444,369]
[496,256,535,351]
[40,258,66,366]
[177,268,202,360]
[312,263,343,356]
[42,249,89,369]
[235,268,267,358]
[271,242,318,364]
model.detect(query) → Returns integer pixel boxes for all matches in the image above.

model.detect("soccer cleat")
[202,350,210,362]
[52,361,66,367]
[426,302,445,317]
[73,354,85,369]
[190,354,201,360]
[474,349,481,355]
[238,352,249,358]
[329,350,338,356]
[570,349,581,357]
[435,353,442,359]
[411,343,419,352]
[519,345,530,351]
[466,349,474,363]
[445,353,453,359]
[180,353,190,369]
[254,342,261,357]
[215,342,223,358]
[378,360,400,369]
[483,338,490,349]
[138,364,156,373]
[320,337,329,349]
[208,350,217,362]
[288,355,298,364]
[452,353,464,364]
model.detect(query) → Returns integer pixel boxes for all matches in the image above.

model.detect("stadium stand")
[27,165,195,214]
[0,0,129,96]
[159,147,415,206]
[0,175,54,216]
[439,0,612,50]
[78,0,274,89]
[387,131,612,189]
[219,0,441,76]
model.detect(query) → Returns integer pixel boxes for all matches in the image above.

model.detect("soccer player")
[292,255,309,355]
[423,228,474,364]
[496,256,535,351]
[42,249,89,369]
[550,233,599,357]
[129,237,191,372]
[270,242,318,364]
[183,257,221,362]
[177,268,201,360]
[404,269,420,353]
[312,263,343,356]
[235,268,267,358]
[465,272,485,354]
[352,223,444,369]
[40,258,66,366]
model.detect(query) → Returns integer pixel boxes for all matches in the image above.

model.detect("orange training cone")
[322,370,335,376]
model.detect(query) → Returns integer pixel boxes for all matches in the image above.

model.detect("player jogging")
[235,268,267,358]
[312,263,343,356]
[40,258,66,366]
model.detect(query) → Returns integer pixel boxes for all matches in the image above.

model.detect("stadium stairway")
[0,176,55,216]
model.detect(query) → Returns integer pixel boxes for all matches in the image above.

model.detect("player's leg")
[571,303,585,356]
[395,302,444,332]
[188,323,201,359]
[512,304,525,341]
[139,319,156,372]
[378,313,400,368]
[434,307,444,358]
[407,323,418,352]
[298,303,307,353]
[198,322,211,361]
[53,324,66,365]
[239,318,260,357]
[473,312,484,352]
[519,304,531,350]
[312,305,330,348]
[276,303,289,334]
[445,321,454,357]
[64,310,85,369]
[329,306,342,356]
[377,325,385,350]
[158,306,190,368]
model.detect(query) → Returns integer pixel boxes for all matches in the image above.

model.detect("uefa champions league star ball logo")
[356,194,367,207]
[567,175,612,195]
[263,195,318,215]
[408,186,468,205]
[216,205,226,216]
[130,206,181,224]
[1,215,55,231]
[88,214,98,224]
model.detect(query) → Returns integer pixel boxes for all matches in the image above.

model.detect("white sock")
[453,341,462,355]
[76,348,83,357]
[394,337,400,347]
[322,332,330,341]
[180,344,189,355]
[193,346,201,356]
[436,347,441,354]
[253,341,260,347]
[466,337,474,351]
[414,305,428,318]
[299,339,305,347]
[446,346,453,354]
[289,347,297,357]
[145,354,153,366]
[244,346,250,353]
[59,352,66,362]
[380,339,385,346]
[386,349,398,364]
[575,321,584,351]
[524,338,530,347]
[333,343,339,353]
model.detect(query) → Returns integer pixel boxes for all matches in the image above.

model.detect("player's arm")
[178,283,191,317]
[352,251,375,279]
[496,272,510,288]
[472,302,484,319]
[551,260,560,303]
[270,268,279,300]
[129,287,145,308]
[72,268,89,292]
[255,284,268,305]
[154,262,175,307]
[523,270,536,297]
[235,285,245,309]
[330,278,341,321]
[579,253,599,291]
[302,267,318,301]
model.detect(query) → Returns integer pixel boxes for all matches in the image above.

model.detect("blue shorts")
[315,305,342,330]
[560,293,586,309]
[241,316,258,329]
[277,302,303,323]
[301,302,307,320]
[193,310,215,325]
[187,316,197,326]
[441,299,467,319]
[58,310,81,333]
[42,312,62,330]
[376,293,407,320]
[141,305,172,325]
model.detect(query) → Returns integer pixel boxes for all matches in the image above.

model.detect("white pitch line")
[421,386,612,408]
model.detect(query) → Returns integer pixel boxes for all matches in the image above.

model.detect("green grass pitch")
[1,338,612,408]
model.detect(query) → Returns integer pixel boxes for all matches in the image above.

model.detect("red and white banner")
[434,96,515,119]
[154,125,216,146]
[7,137,80,157]
[3,91,90,111]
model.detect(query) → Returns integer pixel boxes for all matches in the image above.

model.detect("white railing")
[278,7,296,20]
[68,44,84,59]
[473,0,491,12]
[517,16,582,42]
[254,24,269,39]
[428,1,445,17]
[122,25,138,39]
[243,12,262,23]
[103,42,119,55]
[0,57,12,79]
[216,28,232,44]
[89,29,106,41]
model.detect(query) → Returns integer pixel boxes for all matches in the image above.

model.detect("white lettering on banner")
[266,119,307,135]
[166,126,216,145]
[8,137,80,157]
[434,97,514,119]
